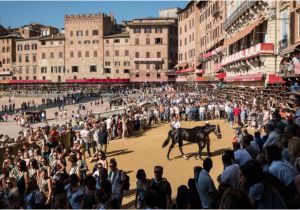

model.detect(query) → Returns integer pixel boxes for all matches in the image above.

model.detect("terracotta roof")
[104,31,129,38]
[0,34,22,39]
[39,34,65,41]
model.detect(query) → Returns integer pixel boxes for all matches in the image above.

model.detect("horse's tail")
[162,130,172,148]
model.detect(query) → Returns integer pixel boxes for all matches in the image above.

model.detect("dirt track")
[100,120,234,208]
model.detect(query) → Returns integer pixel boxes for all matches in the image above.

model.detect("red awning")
[9,80,52,84]
[176,68,194,74]
[179,62,189,67]
[217,72,226,80]
[196,76,215,82]
[268,74,286,84]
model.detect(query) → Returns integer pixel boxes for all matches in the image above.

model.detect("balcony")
[224,0,256,29]
[0,71,12,76]
[221,43,274,66]
[133,58,163,63]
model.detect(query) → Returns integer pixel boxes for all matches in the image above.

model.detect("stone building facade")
[38,35,65,82]
[64,13,116,80]
[125,18,178,82]
[196,0,226,82]
[221,0,277,86]
[15,37,40,80]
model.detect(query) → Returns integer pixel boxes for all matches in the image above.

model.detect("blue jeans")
[84,141,96,157]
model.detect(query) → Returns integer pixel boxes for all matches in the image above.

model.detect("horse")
[162,124,222,160]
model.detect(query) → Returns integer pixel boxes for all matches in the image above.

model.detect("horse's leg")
[196,141,206,160]
[178,140,187,160]
[167,142,175,160]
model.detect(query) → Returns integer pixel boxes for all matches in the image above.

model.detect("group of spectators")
[0,83,300,209]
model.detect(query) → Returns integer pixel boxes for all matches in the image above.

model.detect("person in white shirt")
[80,124,91,157]
[218,153,239,187]
[171,116,181,130]
[196,158,217,209]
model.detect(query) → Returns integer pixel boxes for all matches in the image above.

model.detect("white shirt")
[172,120,181,129]
[234,149,252,166]
[80,129,90,143]
[220,164,240,187]
[106,118,112,129]
[196,169,216,209]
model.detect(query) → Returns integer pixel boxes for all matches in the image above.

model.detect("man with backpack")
[149,165,172,209]
[108,158,130,207]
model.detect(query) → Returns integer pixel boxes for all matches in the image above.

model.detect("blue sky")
[0,1,187,29]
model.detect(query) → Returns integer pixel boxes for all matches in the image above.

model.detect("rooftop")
[39,34,65,41]
[104,31,129,39]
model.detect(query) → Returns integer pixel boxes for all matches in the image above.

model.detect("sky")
[0,1,188,29]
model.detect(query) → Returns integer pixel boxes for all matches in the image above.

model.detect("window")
[7,58,10,64]
[106,40,109,44]
[1,47,4,53]
[70,41,73,45]
[24,45,29,50]
[70,51,74,58]
[41,41,46,46]
[78,41,81,44]
[26,76,29,80]
[155,63,162,70]
[41,67,47,73]
[125,50,129,56]
[33,76,36,80]
[17,45,22,51]
[155,27,162,33]
[135,52,139,58]
[115,69,119,74]
[59,52,63,58]
[32,66,37,74]
[135,63,139,70]
[85,51,89,58]
[70,31,73,36]
[124,69,130,74]
[84,40,90,44]
[157,73,161,78]
[50,52,54,58]
[78,51,81,58]
[144,27,151,33]
[114,61,120,66]
[146,63,150,70]
[92,30,99,35]
[134,28,141,33]
[105,50,110,56]
[146,72,150,77]
[157,52,161,58]
[76,30,83,36]
[105,62,110,66]
[115,50,119,56]
[184,25,187,32]
[124,61,130,66]
[50,41,53,45]
[135,38,139,45]
[90,65,97,72]
[85,30,89,36]
[104,68,111,74]
[135,73,139,78]
[42,76,46,80]
[146,52,150,58]
[32,55,36,62]
[114,39,120,43]
[155,38,163,44]
[92,40,99,44]
[72,66,79,72]
[7,46,10,52]
[146,38,150,45]
[32,44,37,50]
[94,51,98,57]
[125,39,128,43]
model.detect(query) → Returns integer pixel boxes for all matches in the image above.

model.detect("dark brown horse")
[162,124,222,160]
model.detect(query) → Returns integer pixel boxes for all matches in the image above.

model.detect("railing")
[224,0,256,29]
[221,43,274,66]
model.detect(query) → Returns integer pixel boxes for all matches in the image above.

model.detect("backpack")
[119,170,130,191]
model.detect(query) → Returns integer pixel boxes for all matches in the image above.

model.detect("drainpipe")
[274,1,278,75]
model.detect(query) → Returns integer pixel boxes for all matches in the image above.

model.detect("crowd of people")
[0,83,300,209]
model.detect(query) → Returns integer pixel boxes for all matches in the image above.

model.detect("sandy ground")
[0,96,235,208]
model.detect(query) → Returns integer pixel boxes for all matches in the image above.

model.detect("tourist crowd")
[0,83,300,209]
